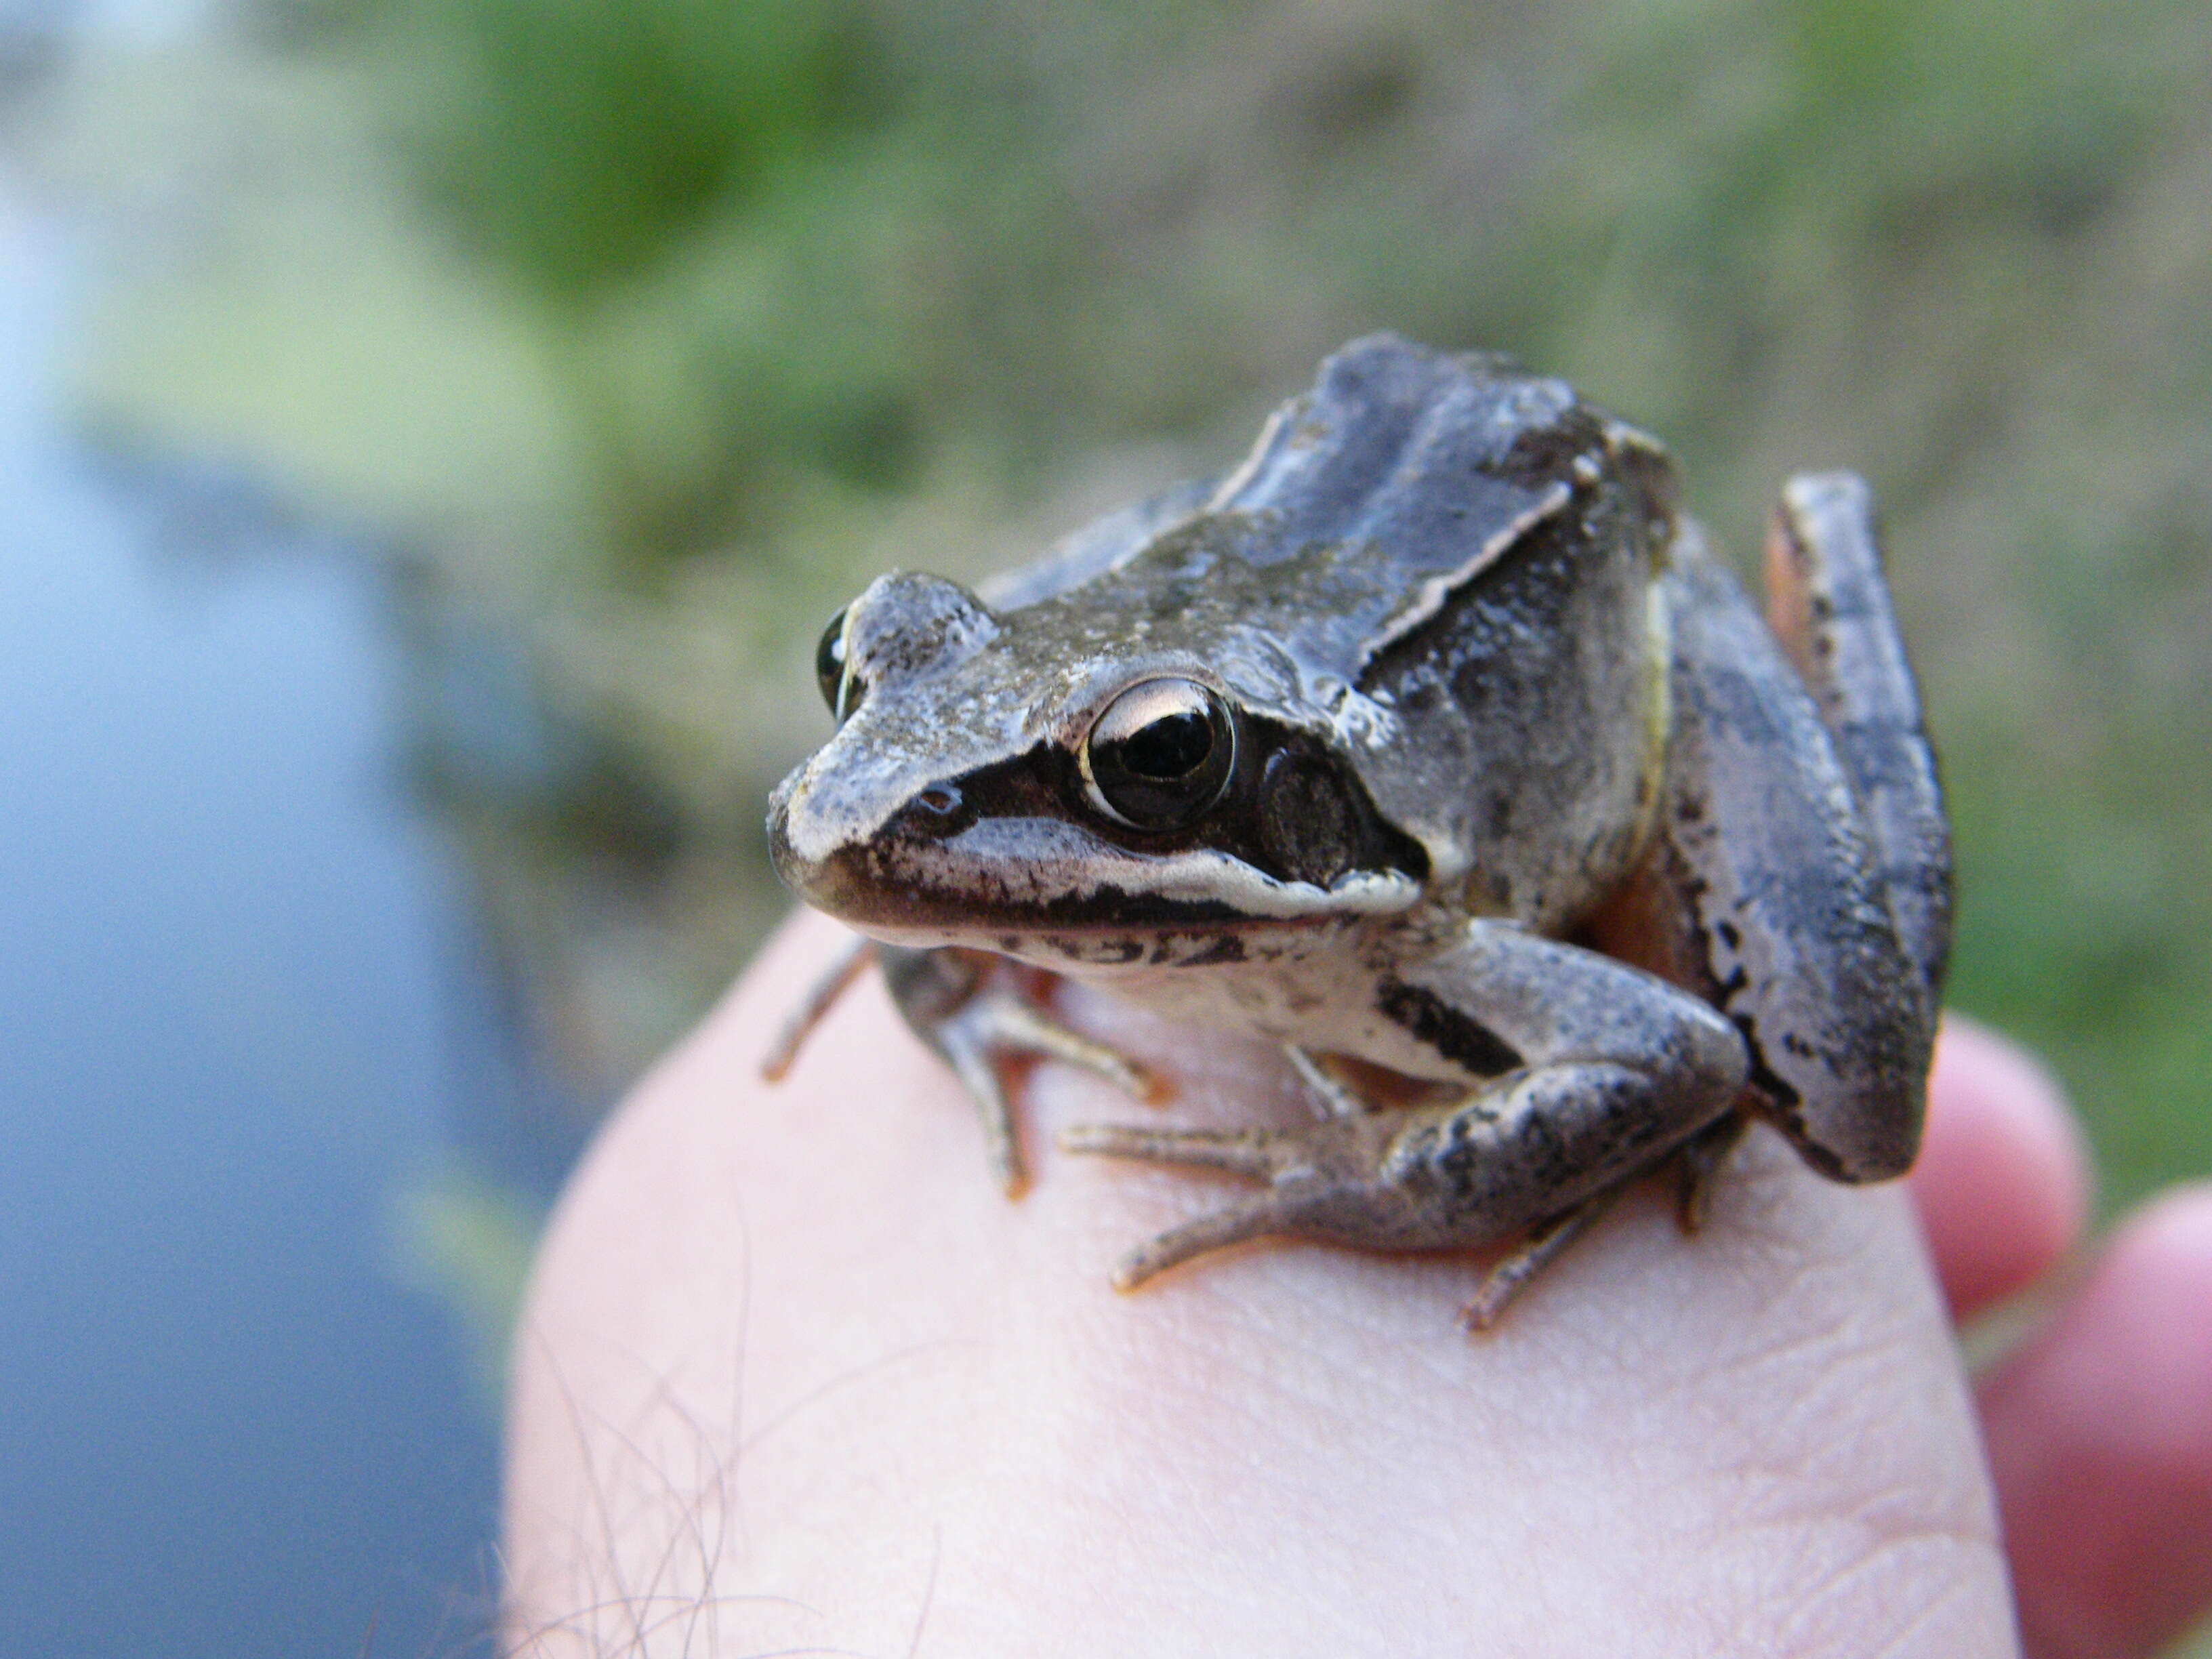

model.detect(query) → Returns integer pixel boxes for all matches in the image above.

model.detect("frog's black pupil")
[1122,712,1212,779]
[815,608,849,718]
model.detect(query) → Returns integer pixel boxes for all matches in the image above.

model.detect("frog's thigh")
[1660,550,1936,1183]
[1361,922,1750,1239]
[1764,473,1954,994]
[1069,925,1749,1269]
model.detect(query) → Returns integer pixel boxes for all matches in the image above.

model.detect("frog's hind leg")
[1063,920,1750,1319]
[1765,474,1954,996]
[877,945,1162,1197]
[1659,529,1938,1183]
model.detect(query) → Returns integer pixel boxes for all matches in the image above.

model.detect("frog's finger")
[978,996,1164,1103]
[1107,1199,1288,1291]
[936,1021,1026,1198]
[758,933,874,1082]
[1059,1121,1285,1178]
[1285,1045,1368,1119]
[1673,1111,1749,1235]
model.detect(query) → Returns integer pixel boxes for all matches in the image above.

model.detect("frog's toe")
[1459,1189,1620,1331]
[1059,1120,1287,1177]
[1108,1197,1291,1290]
[1672,1111,1748,1235]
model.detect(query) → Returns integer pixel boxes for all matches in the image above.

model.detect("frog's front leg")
[764,939,1161,1195]
[877,945,1162,1196]
[1061,922,1748,1319]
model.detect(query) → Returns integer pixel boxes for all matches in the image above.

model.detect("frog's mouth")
[775,808,1420,941]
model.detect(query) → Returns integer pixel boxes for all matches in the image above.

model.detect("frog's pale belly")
[765,334,1950,1325]
[1076,935,1415,1054]
[1036,912,1502,1087]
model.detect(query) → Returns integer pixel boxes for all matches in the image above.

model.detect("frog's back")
[1012,337,1616,680]
[1197,333,1589,670]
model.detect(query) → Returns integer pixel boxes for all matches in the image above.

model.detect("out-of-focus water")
[0,171,567,1656]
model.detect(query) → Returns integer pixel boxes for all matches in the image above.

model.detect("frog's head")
[767,568,1428,974]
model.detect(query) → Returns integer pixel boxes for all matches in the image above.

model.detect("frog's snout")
[766,782,957,939]
[763,777,804,893]
[767,758,955,926]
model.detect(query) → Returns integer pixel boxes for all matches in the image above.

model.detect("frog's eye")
[1082,678,1237,832]
[815,607,858,722]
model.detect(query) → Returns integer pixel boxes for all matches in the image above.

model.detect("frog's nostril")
[893,785,970,840]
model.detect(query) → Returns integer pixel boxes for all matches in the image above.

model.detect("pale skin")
[504,915,2212,1658]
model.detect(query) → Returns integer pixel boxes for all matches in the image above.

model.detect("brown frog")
[764,335,1951,1326]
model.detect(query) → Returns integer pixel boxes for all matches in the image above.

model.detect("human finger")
[1908,1014,2090,1319]
[1979,1185,2212,1659]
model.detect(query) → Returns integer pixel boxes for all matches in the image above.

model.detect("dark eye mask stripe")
[900,716,1428,897]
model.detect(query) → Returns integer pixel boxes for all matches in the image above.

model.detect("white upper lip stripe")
[905,821,1422,920]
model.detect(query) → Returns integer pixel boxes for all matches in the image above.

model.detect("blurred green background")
[20,0,2210,1221]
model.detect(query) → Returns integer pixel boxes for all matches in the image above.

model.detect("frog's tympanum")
[765,335,1951,1327]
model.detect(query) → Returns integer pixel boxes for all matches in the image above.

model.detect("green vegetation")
[20,0,2212,1220]
[387,1159,542,1410]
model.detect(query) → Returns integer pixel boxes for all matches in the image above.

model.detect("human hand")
[504,916,2212,1657]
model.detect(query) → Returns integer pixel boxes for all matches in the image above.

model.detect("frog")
[763,333,1951,1327]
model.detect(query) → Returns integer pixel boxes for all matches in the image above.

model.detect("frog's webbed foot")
[878,946,1162,1197]
[1059,1109,1406,1288]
